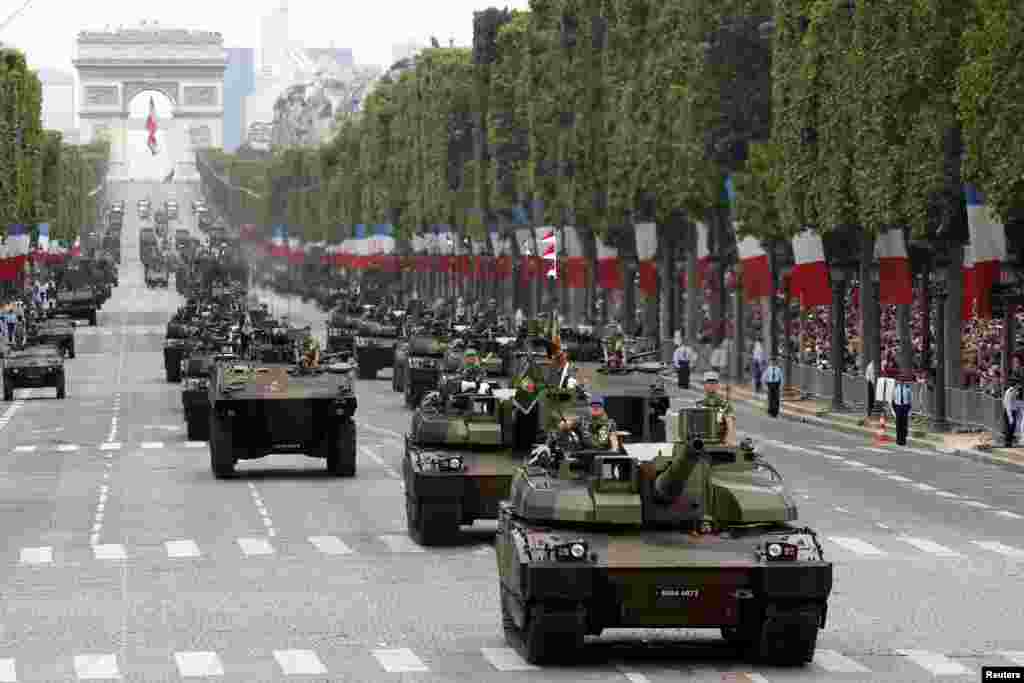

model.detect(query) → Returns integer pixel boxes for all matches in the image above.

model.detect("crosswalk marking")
[165,539,201,558]
[99,442,121,450]
[372,648,428,672]
[996,510,1024,519]
[19,546,54,565]
[13,445,36,452]
[480,647,539,671]
[73,653,120,679]
[55,444,78,452]
[898,537,963,557]
[308,535,352,555]
[237,537,274,556]
[972,541,1024,559]
[813,649,871,672]
[93,543,127,560]
[273,649,326,675]
[828,536,886,556]
[1001,652,1024,666]
[140,441,164,449]
[379,534,425,553]
[0,658,15,682]
[174,651,224,677]
[897,649,971,675]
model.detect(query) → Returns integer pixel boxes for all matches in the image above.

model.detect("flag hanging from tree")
[146,96,159,155]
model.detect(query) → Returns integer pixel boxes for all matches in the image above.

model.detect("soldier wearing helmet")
[696,371,736,444]
[580,395,620,451]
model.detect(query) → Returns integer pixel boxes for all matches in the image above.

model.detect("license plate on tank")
[655,586,700,602]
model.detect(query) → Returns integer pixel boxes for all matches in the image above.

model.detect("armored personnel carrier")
[29,316,75,358]
[496,407,832,665]
[354,319,399,379]
[3,345,67,401]
[207,359,358,478]
[180,350,235,440]
[52,288,98,327]
[400,335,448,408]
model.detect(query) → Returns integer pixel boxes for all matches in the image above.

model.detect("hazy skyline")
[0,0,530,73]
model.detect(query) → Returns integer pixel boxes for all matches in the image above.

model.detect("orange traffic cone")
[874,412,891,446]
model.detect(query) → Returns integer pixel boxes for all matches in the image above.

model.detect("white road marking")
[56,444,79,452]
[862,467,889,475]
[174,651,224,677]
[480,647,539,671]
[359,421,404,440]
[93,544,126,560]
[821,454,844,460]
[100,442,121,450]
[308,536,353,555]
[935,491,962,498]
[184,441,207,448]
[620,674,651,683]
[372,648,428,672]
[248,482,275,537]
[1000,652,1024,666]
[237,537,274,556]
[832,506,850,513]
[165,539,201,558]
[379,534,426,553]
[360,445,402,478]
[959,500,993,509]
[897,649,971,675]
[140,441,164,449]
[813,649,871,672]
[842,460,868,468]
[972,541,1024,559]
[862,447,891,454]
[744,675,772,683]
[0,658,14,682]
[914,483,937,491]
[898,537,963,557]
[886,474,913,482]
[20,546,53,564]
[828,536,886,556]
[73,653,120,679]
[273,649,326,675]
[13,445,36,452]
[996,510,1024,519]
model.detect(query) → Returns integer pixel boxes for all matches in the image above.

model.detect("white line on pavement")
[896,650,972,676]
[174,651,224,677]
[0,658,14,682]
[814,649,871,672]
[897,537,963,557]
[372,648,429,673]
[165,539,201,558]
[828,536,886,556]
[273,649,327,675]
[247,482,276,537]
[996,510,1023,519]
[972,541,1024,559]
[480,647,539,671]
[73,653,120,680]
[378,534,425,553]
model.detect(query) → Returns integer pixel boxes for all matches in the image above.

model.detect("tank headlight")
[570,542,586,559]
[448,457,462,470]
[767,542,782,557]
[765,541,798,560]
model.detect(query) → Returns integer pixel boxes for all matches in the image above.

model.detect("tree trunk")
[897,304,913,372]
[732,279,744,382]
[659,234,677,361]
[945,246,964,389]
[831,277,847,410]
[686,246,700,346]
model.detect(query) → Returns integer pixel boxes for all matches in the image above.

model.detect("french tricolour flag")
[874,227,913,305]
[270,225,288,258]
[635,222,657,296]
[736,230,771,302]
[790,229,829,307]
[963,185,1006,320]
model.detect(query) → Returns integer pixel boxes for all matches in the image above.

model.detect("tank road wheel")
[405,496,460,546]
[209,415,236,479]
[747,603,821,665]
[325,419,356,477]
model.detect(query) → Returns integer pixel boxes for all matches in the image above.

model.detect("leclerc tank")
[496,406,832,665]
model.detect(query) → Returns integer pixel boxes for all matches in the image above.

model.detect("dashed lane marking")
[828,536,886,556]
[0,658,14,682]
[378,534,426,553]
[959,500,993,509]
[914,483,938,492]
[832,506,850,513]
[372,648,429,673]
[92,543,126,560]
[480,647,538,671]
[73,653,120,679]
[935,491,963,498]
[972,541,1024,559]
[174,651,224,677]
[100,442,121,450]
[237,537,274,556]
[55,443,79,452]
[897,537,963,557]
[895,650,972,676]
[812,649,870,673]
[184,441,206,448]
[165,539,201,558]
[19,547,53,564]
[248,482,276,537]
[273,649,327,675]
[885,474,913,482]
[13,445,35,452]
[308,535,353,555]
[140,441,164,449]
[842,460,869,468]
[996,510,1024,519]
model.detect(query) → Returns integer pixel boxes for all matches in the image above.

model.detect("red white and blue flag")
[146,96,159,155]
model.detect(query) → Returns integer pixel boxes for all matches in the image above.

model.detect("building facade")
[223,48,255,152]
[38,67,77,136]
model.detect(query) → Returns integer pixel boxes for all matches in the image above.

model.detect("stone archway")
[73,23,227,181]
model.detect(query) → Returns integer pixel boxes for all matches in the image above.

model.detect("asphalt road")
[0,180,1021,682]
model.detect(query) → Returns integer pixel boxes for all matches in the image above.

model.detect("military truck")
[354,319,399,379]
[495,407,832,665]
[29,316,75,358]
[207,360,358,478]
[3,344,67,401]
[401,335,448,408]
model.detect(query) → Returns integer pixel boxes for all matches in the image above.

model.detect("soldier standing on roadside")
[762,357,783,417]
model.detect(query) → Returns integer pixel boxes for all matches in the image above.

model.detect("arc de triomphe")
[73,24,227,180]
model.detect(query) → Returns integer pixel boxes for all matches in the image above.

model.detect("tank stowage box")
[495,407,833,666]
[207,362,358,478]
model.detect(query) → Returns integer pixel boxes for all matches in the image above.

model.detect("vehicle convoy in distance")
[495,407,833,665]
[3,344,67,401]
[207,360,358,478]
[354,319,400,379]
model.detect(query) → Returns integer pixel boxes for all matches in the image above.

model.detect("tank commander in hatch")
[695,371,736,445]
[300,328,321,368]
[580,396,621,451]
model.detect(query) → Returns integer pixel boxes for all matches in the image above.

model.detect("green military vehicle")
[52,288,98,326]
[326,312,360,357]
[29,316,75,358]
[354,319,399,379]
[164,320,196,382]
[400,335,448,408]
[3,344,67,401]
[145,263,169,288]
[577,361,671,442]
[207,360,358,478]
[495,407,833,665]
[181,350,236,440]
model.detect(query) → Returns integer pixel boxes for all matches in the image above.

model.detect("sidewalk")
[662,374,1024,474]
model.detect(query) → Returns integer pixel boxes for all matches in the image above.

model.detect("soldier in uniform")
[580,396,621,451]
[606,324,626,368]
[695,371,736,444]
[300,329,321,368]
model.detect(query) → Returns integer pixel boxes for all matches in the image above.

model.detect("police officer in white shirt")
[891,371,913,445]
[762,357,784,417]
[673,341,693,389]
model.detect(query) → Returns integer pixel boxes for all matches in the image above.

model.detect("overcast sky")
[0,0,530,73]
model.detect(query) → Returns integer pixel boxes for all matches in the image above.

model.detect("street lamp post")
[829,266,848,411]
[930,269,950,432]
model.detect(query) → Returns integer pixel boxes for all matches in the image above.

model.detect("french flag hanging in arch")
[874,226,913,305]
[964,184,1006,319]
[790,229,830,307]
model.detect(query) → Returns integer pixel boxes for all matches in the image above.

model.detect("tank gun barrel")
[654,439,703,500]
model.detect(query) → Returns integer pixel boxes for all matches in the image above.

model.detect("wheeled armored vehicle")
[164,320,196,382]
[181,350,236,441]
[206,360,358,478]
[3,344,67,401]
[52,289,97,326]
[29,317,75,358]
[496,407,833,665]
